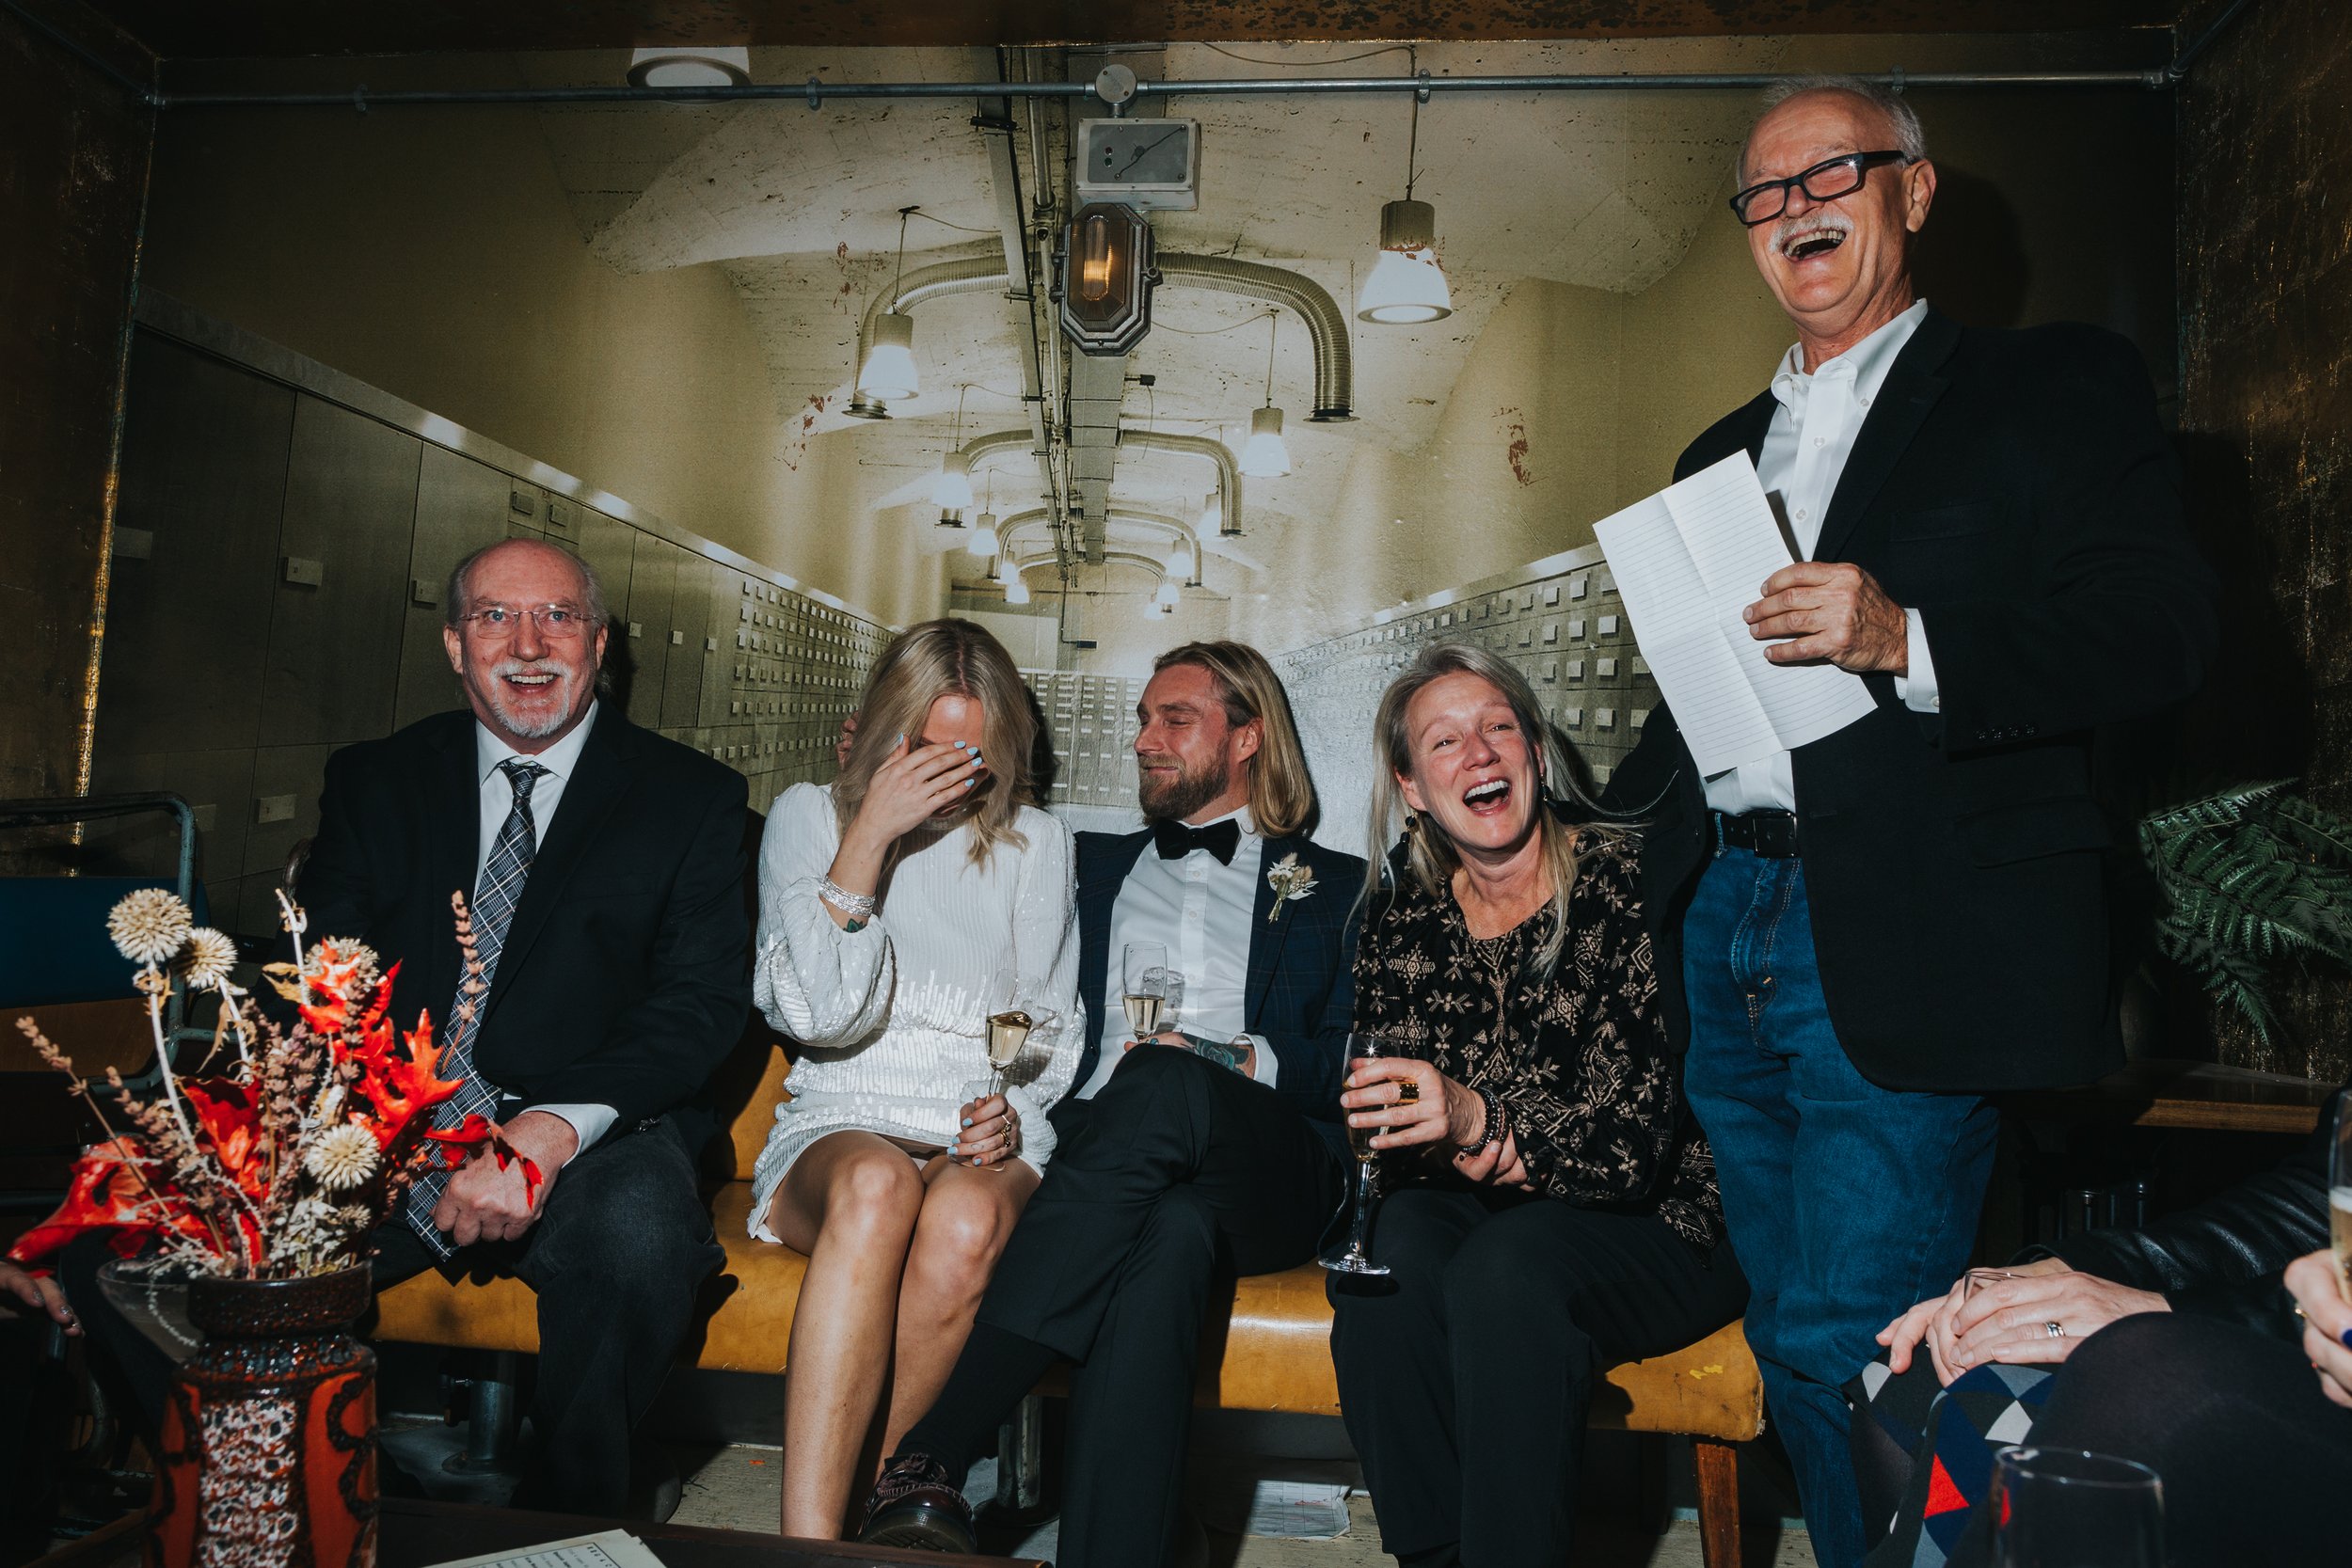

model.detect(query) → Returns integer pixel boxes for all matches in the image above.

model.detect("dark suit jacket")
[1059,826,1366,1157]
[298,705,752,1132]
[1606,310,2218,1093]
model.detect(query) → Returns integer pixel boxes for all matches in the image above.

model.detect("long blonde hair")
[1153,641,1317,838]
[1361,642,1623,978]
[834,619,1039,866]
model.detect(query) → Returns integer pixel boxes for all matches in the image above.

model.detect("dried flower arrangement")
[7,888,514,1279]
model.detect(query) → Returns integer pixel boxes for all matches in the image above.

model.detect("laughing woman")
[1330,643,1746,1568]
[750,619,1080,1538]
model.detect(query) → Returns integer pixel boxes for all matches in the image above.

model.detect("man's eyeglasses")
[1729,150,1915,227]
[459,603,593,641]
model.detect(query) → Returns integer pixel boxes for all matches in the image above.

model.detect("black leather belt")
[1712,809,1801,859]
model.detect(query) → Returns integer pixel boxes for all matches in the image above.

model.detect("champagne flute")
[982,963,1032,1100]
[2329,1090,2351,1290]
[1121,942,1169,1043]
[1321,1033,1414,1277]
[1990,1446,2163,1568]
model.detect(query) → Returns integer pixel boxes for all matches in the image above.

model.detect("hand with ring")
[1940,1259,2169,1378]
[1339,1055,1484,1153]
[950,1091,1020,1168]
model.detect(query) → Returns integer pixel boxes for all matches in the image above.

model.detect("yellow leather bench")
[375,1042,1762,1567]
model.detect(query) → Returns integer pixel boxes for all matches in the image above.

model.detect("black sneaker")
[857,1451,977,1553]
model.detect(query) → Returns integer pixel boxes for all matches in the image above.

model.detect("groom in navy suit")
[860,641,1362,1565]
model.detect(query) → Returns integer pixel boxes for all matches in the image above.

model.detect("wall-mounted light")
[1358,69,1453,325]
[1059,202,1155,356]
[626,47,751,88]
[1238,313,1294,478]
[857,210,922,404]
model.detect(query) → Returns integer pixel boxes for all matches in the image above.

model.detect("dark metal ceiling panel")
[79,2,2180,60]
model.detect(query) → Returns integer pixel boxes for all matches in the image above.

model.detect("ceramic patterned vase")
[148,1263,378,1568]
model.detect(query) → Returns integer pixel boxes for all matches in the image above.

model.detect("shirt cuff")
[1892,609,1941,713]
[1239,1033,1278,1087]
[530,1102,619,1160]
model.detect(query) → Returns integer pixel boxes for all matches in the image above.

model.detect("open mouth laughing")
[1779,221,1850,262]
[1461,777,1512,817]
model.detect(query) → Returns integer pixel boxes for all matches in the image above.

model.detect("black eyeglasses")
[1729,150,1914,227]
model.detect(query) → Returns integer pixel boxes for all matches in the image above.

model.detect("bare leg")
[882,1154,1041,1460]
[766,1131,926,1538]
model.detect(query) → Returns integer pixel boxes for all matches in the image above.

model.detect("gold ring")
[1395,1081,1421,1105]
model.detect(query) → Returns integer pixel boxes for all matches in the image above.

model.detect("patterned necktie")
[405,758,550,1256]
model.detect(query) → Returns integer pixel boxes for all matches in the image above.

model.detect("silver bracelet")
[818,878,877,924]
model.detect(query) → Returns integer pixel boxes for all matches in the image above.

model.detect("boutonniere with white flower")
[1266,853,1316,922]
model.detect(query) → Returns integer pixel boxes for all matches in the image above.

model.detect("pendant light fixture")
[626,46,751,88]
[1004,575,1031,605]
[933,386,975,517]
[1357,63,1454,325]
[1163,541,1192,577]
[970,471,1000,557]
[1197,489,1221,533]
[1238,314,1293,479]
[857,209,922,404]
[1155,578,1183,609]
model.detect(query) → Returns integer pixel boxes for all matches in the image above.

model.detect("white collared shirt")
[1077,804,1280,1100]
[1706,298,1943,815]
[470,701,612,1156]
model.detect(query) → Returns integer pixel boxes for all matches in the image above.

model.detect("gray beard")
[483,659,588,739]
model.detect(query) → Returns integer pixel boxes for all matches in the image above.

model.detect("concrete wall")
[0,8,151,813]
[139,55,944,631]
[2173,0,2352,1083]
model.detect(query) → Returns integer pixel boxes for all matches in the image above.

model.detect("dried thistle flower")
[177,928,240,991]
[302,1123,380,1191]
[108,889,193,967]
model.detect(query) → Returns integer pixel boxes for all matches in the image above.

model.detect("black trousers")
[60,1113,721,1516]
[1932,1312,2352,1568]
[909,1045,1345,1568]
[1328,1185,1747,1568]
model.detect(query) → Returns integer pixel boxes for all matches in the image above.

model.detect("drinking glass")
[1320,1033,1417,1276]
[1990,1446,2164,1568]
[2330,1091,2352,1290]
[1121,942,1170,1044]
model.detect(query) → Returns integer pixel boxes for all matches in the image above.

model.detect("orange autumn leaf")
[6,1137,208,1264]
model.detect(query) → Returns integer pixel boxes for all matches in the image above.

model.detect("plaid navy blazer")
[1063,825,1366,1158]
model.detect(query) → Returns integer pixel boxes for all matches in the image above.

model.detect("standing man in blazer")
[300,536,749,1513]
[858,641,1362,1567]
[1605,77,2217,1568]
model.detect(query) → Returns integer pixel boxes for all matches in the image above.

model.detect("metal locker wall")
[393,445,515,731]
[621,538,677,729]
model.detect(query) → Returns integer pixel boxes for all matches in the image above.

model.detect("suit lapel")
[1812,309,1960,565]
[1245,836,1301,1031]
[481,708,632,1023]
[1075,831,1151,1064]
[423,721,479,1020]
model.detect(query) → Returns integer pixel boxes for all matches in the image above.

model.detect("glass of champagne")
[1122,942,1170,1044]
[2330,1090,2352,1291]
[1990,1446,2163,1568]
[1320,1033,1414,1277]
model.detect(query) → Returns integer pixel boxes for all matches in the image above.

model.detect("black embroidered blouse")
[1350,834,1724,1251]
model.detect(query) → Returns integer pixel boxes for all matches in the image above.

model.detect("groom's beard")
[1137,751,1232,824]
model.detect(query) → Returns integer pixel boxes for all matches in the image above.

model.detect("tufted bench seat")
[373,1043,1763,1567]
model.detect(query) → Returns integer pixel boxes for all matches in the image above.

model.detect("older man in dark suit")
[300,537,748,1513]
[858,641,1362,1568]
[1606,77,2217,1568]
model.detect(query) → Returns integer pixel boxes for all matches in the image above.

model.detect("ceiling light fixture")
[857,208,921,404]
[1239,314,1293,479]
[1197,489,1221,533]
[626,47,752,89]
[971,472,1000,557]
[934,386,975,514]
[1357,61,1454,325]
[1163,542,1192,577]
[1155,578,1183,609]
[1005,576,1031,605]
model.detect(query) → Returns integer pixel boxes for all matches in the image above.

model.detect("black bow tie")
[1152,817,1242,865]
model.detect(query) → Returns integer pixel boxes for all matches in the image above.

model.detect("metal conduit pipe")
[1158,254,1352,421]
[846,256,1011,419]
[999,507,1203,579]
[1117,430,1244,538]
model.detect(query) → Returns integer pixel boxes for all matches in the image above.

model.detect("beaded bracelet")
[1456,1084,1506,1157]
[818,877,877,927]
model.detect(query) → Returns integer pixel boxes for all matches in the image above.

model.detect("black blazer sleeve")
[1916,327,2220,748]
[516,768,752,1127]
[298,743,386,957]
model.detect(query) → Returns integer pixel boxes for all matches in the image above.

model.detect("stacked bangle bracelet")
[1457,1084,1507,1157]
[818,878,877,927]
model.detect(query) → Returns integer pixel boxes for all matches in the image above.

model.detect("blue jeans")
[1680,847,1998,1568]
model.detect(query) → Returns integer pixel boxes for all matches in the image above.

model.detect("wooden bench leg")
[1693,1437,1740,1568]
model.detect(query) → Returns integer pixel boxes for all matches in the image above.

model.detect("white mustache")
[1774,214,1851,255]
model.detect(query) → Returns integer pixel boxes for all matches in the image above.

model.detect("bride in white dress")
[748,619,1079,1537]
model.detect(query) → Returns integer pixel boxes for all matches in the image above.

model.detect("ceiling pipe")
[998,506,1206,579]
[147,68,2179,113]
[846,255,1011,419]
[1117,429,1244,537]
[1158,254,1351,421]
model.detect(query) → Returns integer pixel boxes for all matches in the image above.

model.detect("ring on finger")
[2044,1320,2063,1340]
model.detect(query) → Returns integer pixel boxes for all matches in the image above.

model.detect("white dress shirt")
[1706,298,1943,815]
[1076,805,1279,1100]
[471,702,613,1157]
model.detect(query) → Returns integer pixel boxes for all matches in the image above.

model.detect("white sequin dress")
[746,782,1081,1242]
